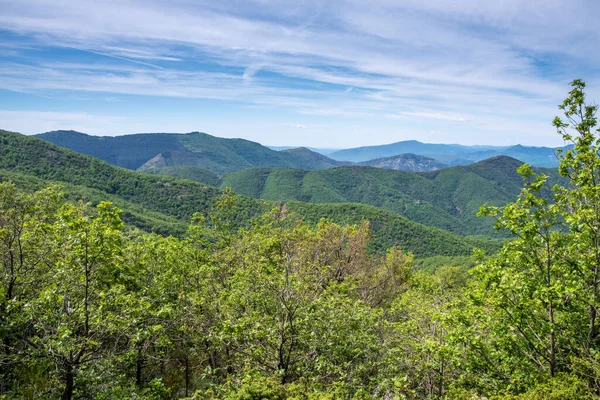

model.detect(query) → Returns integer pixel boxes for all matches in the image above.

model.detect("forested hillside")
[36,130,347,174]
[219,156,563,236]
[0,130,498,257]
[2,81,600,399]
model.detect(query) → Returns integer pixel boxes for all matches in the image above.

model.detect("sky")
[1,0,599,148]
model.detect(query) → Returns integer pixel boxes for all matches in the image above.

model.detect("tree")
[473,80,600,393]
[0,183,63,394]
[25,201,125,399]
[386,266,468,398]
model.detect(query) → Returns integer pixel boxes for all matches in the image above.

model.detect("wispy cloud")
[387,112,471,122]
[0,0,598,146]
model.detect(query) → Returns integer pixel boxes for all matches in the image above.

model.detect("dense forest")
[2,81,600,399]
[0,129,500,259]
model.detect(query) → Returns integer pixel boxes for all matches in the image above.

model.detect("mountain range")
[2,128,570,258]
[329,140,565,167]
[36,131,566,176]
[1,129,502,258]
[36,130,347,174]
[201,157,557,236]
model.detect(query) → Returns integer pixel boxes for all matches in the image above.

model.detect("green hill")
[1,129,499,257]
[144,166,222,187]
[36,130,346,174]
[220,156,562,236]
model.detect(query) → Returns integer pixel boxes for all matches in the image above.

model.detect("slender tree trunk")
[439,362,444,397]
[185,353,190,397]
[136,344,143,388]
[587,228,599,354]
[546,238,556,377]
[549,300,556,377]
[62,363,74,400]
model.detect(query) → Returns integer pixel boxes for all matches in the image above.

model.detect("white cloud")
[0,0,598,146]
[389,112,471,122]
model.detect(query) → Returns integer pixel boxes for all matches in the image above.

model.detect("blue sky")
[0,0,599,147]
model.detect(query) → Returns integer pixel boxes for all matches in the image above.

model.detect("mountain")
[36,131,345,174]
[35,130,183,170]
[358,153,448,172]
[219,156,562,236]
[268,145,340,156]
[329,140,504,163]
[2,129,499,257]
[502,144,562,167]
[142,147,347,182]
[279,147,349,168]
[329,140,564,167]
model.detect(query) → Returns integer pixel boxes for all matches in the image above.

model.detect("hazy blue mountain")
[268,145,341,156]
[329,140,504,163]
[329,140,565,167]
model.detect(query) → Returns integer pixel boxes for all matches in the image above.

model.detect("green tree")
[0,183,63,394]
[473,80,600,394]
[386,266,468,398]
[25,201,125,399]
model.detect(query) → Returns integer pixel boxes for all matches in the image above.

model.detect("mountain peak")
[359,152,448,172]
[471,155,523,168]
[39,130,89,137]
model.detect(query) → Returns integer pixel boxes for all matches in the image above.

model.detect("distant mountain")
[502,145,563,168]
[2,129,499,257]
[330,140,504,163]
[36,130,184,170]
[219,156,563,236]
[36,131,345,174]
[358,153,448,172]
[268,145,340,156]
[279,147,349,168]
[329,140,565,167]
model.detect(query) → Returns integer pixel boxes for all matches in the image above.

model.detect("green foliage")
[285,202,501,257]
[0,168,189,236]
[3,82,600,399]
[220,159,563,236]
[0,130,496,258]
[466,79,600,396]
[0,184,415,398]
[491,374,594,400]
[145,166,222,187]
[412,255,476,273]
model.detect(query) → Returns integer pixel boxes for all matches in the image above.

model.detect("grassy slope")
[0,130,500,257]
